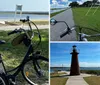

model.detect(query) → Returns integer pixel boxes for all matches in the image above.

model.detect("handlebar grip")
[20,19,26,23]
[60,30,68,38]
[20,16,29,22]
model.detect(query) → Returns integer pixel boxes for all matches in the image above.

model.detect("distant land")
[51,7,67,10]
[51,67,100,70]
[0,11,49,15]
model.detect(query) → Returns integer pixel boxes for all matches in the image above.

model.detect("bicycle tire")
[0,73,9,85]
[22,56,49,85]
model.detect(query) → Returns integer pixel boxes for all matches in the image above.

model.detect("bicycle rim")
[22,59,49,85]
[0,77,6,85]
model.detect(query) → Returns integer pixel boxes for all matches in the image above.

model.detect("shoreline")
[0,25,49,30]
[0,19,49,21]
[0,19,49,26]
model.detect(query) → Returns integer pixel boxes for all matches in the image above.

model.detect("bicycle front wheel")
[22,57,49,85]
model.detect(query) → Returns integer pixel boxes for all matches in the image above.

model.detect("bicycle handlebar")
[20,19,27,23]
[20,16,29,22]
[60,30,70,38]
[60,27,75,38]
[8,29,22,35]
[8,16,41,48]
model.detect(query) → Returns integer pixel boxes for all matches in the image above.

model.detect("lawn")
[51,72,67,77]
[81,70,100,75]
[50,72,68,85]
[72,7,100,41]
[51,77,68,85]
[84,76,100,85]
[5,20,49,26]
[0,29,49,84]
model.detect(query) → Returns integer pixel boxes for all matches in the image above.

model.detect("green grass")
[81,70,100,75]
[50,9,67,17]
[50,72,68,85]
[51,77,68,85]
[84,76,100,85]
[51,72,67,77]
[0,29,48,84]
[5,20,49,25]
[72,7,100,41]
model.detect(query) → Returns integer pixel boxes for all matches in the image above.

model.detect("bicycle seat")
[0,40,6,45]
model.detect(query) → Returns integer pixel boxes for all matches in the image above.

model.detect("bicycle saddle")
[0,40,6,45]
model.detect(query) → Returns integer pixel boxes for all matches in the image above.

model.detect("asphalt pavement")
[66,76,89,85]
[50,8,76,41]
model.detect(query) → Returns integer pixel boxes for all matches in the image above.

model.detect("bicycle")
[50,18,100,41]
[0,16,49,85]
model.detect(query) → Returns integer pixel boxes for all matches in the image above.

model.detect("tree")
[92,0,98,3]
[82,1,92,7]
[92,0,98,5]
[69,1,79,7]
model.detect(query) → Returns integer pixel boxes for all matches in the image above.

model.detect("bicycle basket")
[11,31,32,47]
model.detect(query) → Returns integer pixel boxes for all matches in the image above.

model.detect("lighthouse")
[70,45,80,75]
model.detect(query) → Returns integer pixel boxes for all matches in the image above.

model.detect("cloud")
[62,0,68,2]
[52,0,59,5]
[51,0,66,8]
[51,0,69,8]
[50,0,91,8]
[67,1,72,5]
[51,4,66,8]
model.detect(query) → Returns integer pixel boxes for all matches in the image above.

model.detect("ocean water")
[51,67,100,73]
[0,12,49,20]
[50,9,65,13]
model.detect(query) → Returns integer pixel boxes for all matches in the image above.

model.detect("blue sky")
[50,43,100,67]
[50,0,90,8]
[0,0,49,12]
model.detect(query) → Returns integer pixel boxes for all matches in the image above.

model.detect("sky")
[0,0,49,12]
[50,0,98,8]
[50,43,100,67]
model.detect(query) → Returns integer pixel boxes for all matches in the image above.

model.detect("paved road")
[64,71,91,85]
[50,8,76,41]
[66,76,89,85]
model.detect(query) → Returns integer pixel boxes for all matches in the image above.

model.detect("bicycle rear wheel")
[0,73,8,85]
[22,57,49,85]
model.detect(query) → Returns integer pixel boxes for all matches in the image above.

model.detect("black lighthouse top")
[71,45,79,54]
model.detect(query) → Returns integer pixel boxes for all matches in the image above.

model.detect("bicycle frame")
[0,44,34,84]
[7,44,33,76]
[0,16,42,84]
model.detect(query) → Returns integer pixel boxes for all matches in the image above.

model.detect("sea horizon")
[0,11,49,15]
[51,67,100,73]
